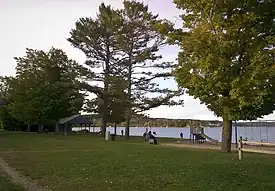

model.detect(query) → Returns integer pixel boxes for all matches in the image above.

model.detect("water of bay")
[73,126,275,143]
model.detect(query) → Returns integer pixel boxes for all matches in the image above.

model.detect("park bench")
[194,134,206,144]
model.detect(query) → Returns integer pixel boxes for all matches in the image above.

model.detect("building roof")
[58,115,93,125]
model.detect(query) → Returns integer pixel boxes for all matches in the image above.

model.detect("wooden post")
[234,121,238,148]
[238,136,243,160]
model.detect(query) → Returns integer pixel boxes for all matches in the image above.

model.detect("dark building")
[58,114,94,133]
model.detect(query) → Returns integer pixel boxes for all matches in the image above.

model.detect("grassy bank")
[0,132,275,190]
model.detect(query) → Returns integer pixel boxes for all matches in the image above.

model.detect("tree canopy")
[8,48,84,131]
[68,3,123,136]
[0,76,12,130]
[163,0,275,151]
[68,0,183,137]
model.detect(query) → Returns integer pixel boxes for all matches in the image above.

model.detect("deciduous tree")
[8,48,84,132]
[163,0,275,152]
[0,76,11,130]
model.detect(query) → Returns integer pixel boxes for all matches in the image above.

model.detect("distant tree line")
[92,116,223,128]
[0,1,183,133]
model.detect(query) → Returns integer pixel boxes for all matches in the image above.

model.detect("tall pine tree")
[117,1,183,138]
[69,1,183,138]
[68,3,123,136]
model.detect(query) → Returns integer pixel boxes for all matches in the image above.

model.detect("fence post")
[234,121,238,148]
[238,136,243,160]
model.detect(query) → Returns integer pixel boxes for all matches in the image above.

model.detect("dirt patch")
[0,157,51,191]
[162,142,223,151]
[162,141,275,155]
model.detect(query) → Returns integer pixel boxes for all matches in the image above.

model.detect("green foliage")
[117,1,183,114]
[169,0,275,120]
[68,3,123,135]
[68,1,183,137]
[8,48,84,126]
[0,76,12,130]
[85,76,127,125]
[163,0,275,151]
[107,76,127,124]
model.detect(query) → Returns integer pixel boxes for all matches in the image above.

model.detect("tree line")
[0,0,274,152]
[0,1,183,135]
[92,116,222,128]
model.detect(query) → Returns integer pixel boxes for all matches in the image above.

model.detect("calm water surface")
[73,126,275,143]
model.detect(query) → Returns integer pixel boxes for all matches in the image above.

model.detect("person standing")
[121,129,124,136]
[153,132,158,145]
[143,132,147,141]
[180,132,183,139]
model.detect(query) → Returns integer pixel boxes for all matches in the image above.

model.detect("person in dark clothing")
[121,129,124,136]
[143,132,147,141]
[152,132,158,145]
[180,132,183,139]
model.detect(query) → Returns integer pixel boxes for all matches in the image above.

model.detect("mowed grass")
[1,133,275,191]
[0,171,23,191]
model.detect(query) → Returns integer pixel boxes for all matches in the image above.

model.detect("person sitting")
[148,131,154,144]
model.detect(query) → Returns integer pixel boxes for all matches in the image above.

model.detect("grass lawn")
[1,132,275,191]
[0,171,23,191]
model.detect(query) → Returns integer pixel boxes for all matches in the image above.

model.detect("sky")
[1,0,275,121]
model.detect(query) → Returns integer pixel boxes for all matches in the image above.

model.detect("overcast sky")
[1,0,274,121]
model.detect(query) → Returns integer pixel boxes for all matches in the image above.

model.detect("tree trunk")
[38,124,44,133]
[101,117,107,137]
[125,47,133,139]
[0,121,4,131]
[55,121,59,133]
[221,113,232,152]
[64,123,67,134]
[101,38,111,138]
[27,124,30,132]
[125,117,130,138]
[100,75,109,137]
[114,122,117,136]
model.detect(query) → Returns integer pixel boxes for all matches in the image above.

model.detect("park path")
[162,142,275,155]
[0,157,51,191]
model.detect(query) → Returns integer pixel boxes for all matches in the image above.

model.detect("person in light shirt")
[153,132,157,145]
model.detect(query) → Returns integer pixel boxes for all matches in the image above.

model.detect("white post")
[105,131,110,140]
[238,136,243,160]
